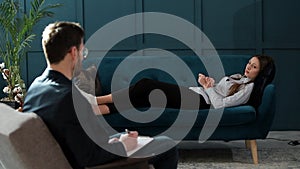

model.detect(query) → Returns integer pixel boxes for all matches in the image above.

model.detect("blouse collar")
[229,74,252,84]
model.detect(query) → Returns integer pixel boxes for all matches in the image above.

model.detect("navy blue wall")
[1,0,299,130]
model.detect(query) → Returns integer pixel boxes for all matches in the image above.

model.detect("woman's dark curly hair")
[246,55,276,109]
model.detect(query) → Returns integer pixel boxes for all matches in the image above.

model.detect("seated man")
[23,21,178,169]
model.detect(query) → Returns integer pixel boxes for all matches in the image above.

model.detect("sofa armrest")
[257,84,276,130]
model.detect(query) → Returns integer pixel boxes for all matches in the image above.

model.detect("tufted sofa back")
[83,55,252,95]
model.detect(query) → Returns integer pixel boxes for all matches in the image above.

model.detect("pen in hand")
[125,129,138,138]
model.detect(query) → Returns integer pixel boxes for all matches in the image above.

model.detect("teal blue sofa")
[85,55,275,164]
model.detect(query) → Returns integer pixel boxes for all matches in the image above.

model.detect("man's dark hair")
[42,21,84,64]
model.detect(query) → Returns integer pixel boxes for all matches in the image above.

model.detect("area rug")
[178,140,300,169]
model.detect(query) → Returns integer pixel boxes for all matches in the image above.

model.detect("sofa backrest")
[83,55,251,94]
[0,103,72,169]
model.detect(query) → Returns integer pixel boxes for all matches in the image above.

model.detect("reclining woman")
[97,55,275,114]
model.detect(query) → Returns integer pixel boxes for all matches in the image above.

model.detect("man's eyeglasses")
[82,47,88,59]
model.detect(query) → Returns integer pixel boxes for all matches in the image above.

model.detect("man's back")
[23,69,126,169]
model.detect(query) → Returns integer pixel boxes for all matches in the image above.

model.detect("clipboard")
[126,136,154,156]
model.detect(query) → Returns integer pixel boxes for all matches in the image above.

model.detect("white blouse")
[189,74,254,109]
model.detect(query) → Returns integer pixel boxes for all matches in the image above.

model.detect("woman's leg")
[114,78,209,110]
[96,79,162,106]
[97,104,110,115]
[128,78,183,109]
[97,78,209,113]
[97,94,113,105]
[96,94,113,114]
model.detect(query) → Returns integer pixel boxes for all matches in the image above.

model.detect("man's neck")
[49,63,73,80]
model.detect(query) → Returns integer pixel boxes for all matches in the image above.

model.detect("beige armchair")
[0,103,148,169]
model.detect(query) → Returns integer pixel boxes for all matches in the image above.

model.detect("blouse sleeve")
[205,83,254,109]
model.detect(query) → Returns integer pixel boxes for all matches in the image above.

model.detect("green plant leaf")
[0,0,61,101]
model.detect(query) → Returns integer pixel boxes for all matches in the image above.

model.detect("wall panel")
[84,0,138,50]
[263,0,300,45]
[143,0,195,49]
[202,0,257,49]
[26,52,47,85]
[28,0,83,51]
[264,50,300,130]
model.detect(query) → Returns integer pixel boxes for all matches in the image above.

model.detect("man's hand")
[17,107,23,112]
[119,131,138,151]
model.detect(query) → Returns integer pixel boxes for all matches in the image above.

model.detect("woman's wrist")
[203,83,212,89]
[204,86,211,89]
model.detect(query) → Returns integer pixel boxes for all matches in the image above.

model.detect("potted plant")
[0,0,60,108]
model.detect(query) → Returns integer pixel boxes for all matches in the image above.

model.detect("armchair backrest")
[0,103,72,169]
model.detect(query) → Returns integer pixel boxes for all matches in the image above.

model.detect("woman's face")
[244,57,261,80]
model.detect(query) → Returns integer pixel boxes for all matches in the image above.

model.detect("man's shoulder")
[29,70,72,92]
[27,80,71,100]
[23,72,73,113]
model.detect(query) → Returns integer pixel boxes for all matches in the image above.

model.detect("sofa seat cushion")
[102,105,256,129]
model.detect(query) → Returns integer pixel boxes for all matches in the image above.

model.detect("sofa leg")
[245,140,258,164]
